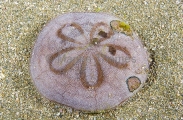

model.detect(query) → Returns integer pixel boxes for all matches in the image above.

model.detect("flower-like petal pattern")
[49,47,83,74]
[30,13,149,111]
[90,22,114,42]
[80,55,104,89]
[49,22,132,89]
[57,23,84,44]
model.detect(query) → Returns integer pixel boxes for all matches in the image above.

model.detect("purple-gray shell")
[30,12,149,112]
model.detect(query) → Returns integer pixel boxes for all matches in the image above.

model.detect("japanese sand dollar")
[30,12,149,111]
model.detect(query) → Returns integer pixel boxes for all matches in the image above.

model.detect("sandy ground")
[0,0,183,119]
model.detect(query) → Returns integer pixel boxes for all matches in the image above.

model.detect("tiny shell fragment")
[110,20,132,36]
[126,76,141,92]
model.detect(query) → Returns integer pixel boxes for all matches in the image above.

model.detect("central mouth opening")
[90,38,99,46]
[89,30,108,46]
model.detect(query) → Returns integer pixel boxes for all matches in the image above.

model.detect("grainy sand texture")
[0,0,183,119]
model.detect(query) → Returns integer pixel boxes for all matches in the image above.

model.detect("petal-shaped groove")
[98,44,131,69]
[90,22,114,43]
[105,44,131,57]
[80,55,104,89]
[99,52,128,69]
[49,47,83,74]
[57,22,84,44]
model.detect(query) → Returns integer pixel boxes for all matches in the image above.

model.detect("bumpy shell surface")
[30,13,149,111]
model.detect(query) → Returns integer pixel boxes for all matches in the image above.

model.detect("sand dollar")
[30,12,150,112]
